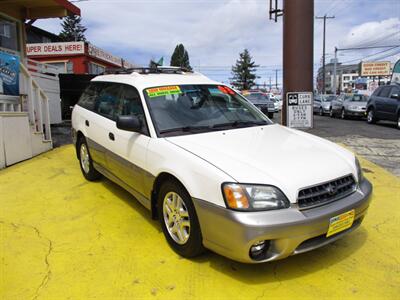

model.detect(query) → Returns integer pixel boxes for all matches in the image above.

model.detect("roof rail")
[102,66,193,75]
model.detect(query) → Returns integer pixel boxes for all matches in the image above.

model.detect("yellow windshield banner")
[147,85,182,98]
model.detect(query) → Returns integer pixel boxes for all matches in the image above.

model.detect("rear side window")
[372,87,382,97]
[77,82,104,111]
[390,86,400,98]
[94,83,121,120]
[379,86,391,98]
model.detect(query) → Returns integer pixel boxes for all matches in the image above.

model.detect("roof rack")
[102,66,193,75]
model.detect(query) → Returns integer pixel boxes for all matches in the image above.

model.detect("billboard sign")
[88,44,122,67]
[0,51,19,96]
[286,92,313,128]
[26,42,85,56]
[360,61,391,76]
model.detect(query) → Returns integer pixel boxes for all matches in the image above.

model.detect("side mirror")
[116,115,142,132]
[390,93,400,100]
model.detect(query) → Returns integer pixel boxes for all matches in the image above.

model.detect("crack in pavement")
[0,220,53,300]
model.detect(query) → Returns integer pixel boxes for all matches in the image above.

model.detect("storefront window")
[0,16,19,53]
[89,62,105,75]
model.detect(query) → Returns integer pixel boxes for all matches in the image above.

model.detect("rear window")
[77,82,104,111]
[379,86,391,98]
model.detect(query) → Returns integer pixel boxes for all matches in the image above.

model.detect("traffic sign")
[286,92,313,128]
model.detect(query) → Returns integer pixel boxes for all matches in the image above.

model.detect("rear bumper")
[193,179,372,263]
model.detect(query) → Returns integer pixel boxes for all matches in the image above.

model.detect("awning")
[0,0,81,20]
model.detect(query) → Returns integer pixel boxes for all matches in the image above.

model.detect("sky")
[35,0,400,87]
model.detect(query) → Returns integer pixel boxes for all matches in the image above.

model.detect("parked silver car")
[243,92,275,118]
[313,94,336,116]
[330,94,368,119]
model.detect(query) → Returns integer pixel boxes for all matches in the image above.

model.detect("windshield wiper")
[212,120,268,129]
[159,125,212,134]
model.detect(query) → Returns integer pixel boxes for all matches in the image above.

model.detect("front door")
[106,83,151,200]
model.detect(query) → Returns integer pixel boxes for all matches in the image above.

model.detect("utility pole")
[316,14,335,94]
[282,0,314,126]
[275,69,278,89]
[269,76,272,91]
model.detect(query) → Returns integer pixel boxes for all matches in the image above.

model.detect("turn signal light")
[223,184,250,209]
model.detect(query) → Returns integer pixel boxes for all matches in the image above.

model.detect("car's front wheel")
[329,108,334,118]
[341,108,347,119]
[319,107,323,116]
[77,137,101,181]
[157,180,204,258]
[397,113,400,129]
[367,108,377,124]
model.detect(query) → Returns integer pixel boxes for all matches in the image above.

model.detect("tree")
[170,44,192,70]
[59,15,87,42]
[230,49,259,90]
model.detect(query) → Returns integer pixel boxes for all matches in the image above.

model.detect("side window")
[379,87,391,98]
[372,87,382,97]
[389,87,400,100]
[94,83,121,120]
[118,84,149,135]
[77,82,103,111]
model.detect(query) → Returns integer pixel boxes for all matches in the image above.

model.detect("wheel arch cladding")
[151,172,190,220]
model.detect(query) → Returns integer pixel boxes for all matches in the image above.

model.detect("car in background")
[330,94,368,119]
[313,94,336,116]
[366,84,400,129]
[272,97,282,111]
[242,92,275,118]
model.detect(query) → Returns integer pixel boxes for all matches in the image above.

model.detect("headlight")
[355,157,364,182]
[222,183,290,211]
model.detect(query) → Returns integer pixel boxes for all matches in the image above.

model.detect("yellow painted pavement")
[0,145,399,300]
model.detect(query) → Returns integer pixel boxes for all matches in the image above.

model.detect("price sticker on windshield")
[286,92,313,129]
[147,86,182,98]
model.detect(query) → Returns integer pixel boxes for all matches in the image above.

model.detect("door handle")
[109,132,115,141]
[85,120,89,127]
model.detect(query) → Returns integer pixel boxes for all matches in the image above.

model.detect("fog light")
[249,240,270,260]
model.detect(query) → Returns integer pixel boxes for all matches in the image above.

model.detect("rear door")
[106,83,152,200]
[90,82,122,168]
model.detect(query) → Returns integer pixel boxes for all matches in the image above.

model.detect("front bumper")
[346,110,367,117]
[193,179,372,263]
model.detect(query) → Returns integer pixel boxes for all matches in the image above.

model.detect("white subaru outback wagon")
[72,67,372,263]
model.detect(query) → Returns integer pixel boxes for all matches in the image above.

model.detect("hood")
[166,124,357,203]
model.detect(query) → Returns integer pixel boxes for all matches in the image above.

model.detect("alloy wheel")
[319,107,323,116]
[367,110,374,123]
[80,143,90,174]
[163,192,191,245]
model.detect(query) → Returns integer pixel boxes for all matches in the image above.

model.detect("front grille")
[298,175,356,209]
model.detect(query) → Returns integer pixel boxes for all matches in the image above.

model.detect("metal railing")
[19,63,52,141]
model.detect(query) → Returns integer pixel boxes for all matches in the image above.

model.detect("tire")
[397,113,400,129]
[77,137,102,181]
[367,108,377,124]
[329,108,334,118]
[341,108,347,119]
[268,112,274,118]
[157,180,204,258]
[319,107,323,116]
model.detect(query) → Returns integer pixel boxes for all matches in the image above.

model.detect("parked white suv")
[72,67,372,263]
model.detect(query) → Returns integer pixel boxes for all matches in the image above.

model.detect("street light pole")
[316,15,335,94]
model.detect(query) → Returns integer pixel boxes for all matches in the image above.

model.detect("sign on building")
[26,42,85,56]
[360,61,391,76]
[0,51,19,96]
[286,92,313,129]
[88,44,122,67]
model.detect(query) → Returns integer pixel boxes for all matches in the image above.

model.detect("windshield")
[345,94,368,102]
[244,93,269,103]
[323,95,335,102]
[144,85,271,136]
